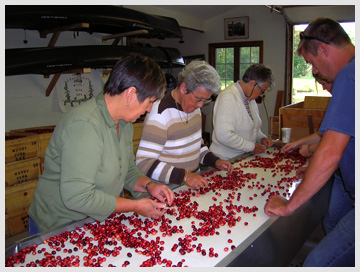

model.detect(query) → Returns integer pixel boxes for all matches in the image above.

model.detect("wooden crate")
[5,213,10,237]
[38,134,52,156]
[7,206,30,236]
[304,96,331,109]
[279,98,328,141]
[270,116,280,139]
[5,158,41,187]
[40,156,45,174]
[11,126,55,157]
[5,180,38,213]
[121,189,133,199]
[11,125,56,134]
[132,122,143,155]
[5,133,39,164]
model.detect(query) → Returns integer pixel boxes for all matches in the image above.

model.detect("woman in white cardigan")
[210,64,274,160]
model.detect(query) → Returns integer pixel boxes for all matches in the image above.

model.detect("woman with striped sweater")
[136,61,233,189]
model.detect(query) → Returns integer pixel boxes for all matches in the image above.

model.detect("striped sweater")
[135,91,219,185]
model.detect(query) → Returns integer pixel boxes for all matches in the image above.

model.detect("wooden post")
[45,73,61,97]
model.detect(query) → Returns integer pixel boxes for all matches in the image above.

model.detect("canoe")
[5,45,185,76]
[5,5,183,40]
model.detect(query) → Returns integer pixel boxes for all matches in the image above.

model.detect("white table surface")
[6,146,308,267]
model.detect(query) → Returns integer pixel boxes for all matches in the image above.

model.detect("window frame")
[208,40,264,84]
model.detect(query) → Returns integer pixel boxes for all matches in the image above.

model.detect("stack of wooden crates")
[278,96,331,141]
[5,123,144,237]
[5,126,55,237]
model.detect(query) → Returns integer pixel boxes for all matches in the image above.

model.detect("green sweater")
[28,93,143,232]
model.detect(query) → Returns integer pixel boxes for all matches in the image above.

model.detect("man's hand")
[296,166,307,179]
[264,195,292,217]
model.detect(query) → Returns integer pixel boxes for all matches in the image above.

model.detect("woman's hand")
[215,159,234,174]
[133,198,168,219]
[299,144,312,157]
[252,143,266,154]
[147,182,174,206]
[261,137,274,148]
[184,172,208,189]
[282,142,299,153]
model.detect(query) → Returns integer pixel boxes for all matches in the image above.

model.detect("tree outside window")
[292,22,355,103]
[209,41,263,91]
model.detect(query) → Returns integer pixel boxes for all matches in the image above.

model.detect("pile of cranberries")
[5,147,306,267]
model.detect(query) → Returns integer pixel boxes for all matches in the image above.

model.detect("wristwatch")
[183,170,188,183]
[307,145,313,155]
[145,181,153,195]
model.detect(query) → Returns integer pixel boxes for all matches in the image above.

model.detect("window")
[291,22,355,103]
[209,41,263,90]
[215,47,234,89]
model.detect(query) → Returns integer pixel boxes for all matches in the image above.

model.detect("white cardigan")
[210,82,267,160]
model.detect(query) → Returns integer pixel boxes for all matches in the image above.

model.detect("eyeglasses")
[191,92,212,104]
[299,32,329,44]
[255,83,267,95]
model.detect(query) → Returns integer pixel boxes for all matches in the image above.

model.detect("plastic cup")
[281,128,292,143]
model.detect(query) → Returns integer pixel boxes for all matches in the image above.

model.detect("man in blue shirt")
[264,18,355,266]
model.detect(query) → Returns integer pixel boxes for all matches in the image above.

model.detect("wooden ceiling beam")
[39,23,90,47]
[102,29,149,45]
[40,23,90,38]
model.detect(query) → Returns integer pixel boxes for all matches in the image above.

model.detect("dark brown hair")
[104,53,166,102]
[297,18,352,56]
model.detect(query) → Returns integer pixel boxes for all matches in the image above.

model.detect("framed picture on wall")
[224,16,249,40]
[183,54,205,65]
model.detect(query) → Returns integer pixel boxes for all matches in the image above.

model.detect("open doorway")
[291,22,355,103]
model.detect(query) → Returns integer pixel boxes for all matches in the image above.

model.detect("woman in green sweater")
[28,54,174,234]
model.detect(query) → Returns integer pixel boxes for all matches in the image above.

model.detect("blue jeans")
[303,207,355,266]
[28,217,41,236]
[323,172,355,234]
[304,173,355,267]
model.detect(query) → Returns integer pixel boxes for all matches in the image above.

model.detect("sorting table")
[5,146,331,267]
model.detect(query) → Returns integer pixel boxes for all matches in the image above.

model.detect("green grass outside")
[293,78,331,103]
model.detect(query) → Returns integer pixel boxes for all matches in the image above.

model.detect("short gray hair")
[242,63,274,89]
[177,60,221,95]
